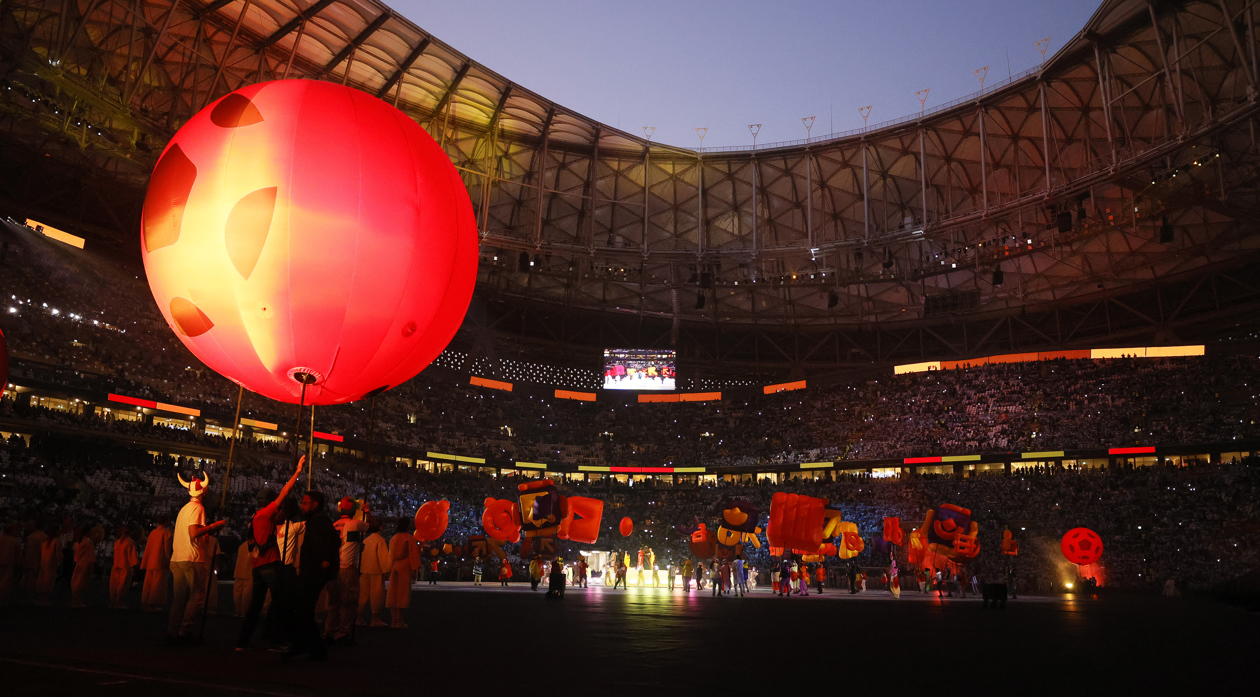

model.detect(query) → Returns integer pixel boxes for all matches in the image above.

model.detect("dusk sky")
[396,0,1102,148]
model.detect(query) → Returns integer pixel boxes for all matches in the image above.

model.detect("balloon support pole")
[220,384,244,509]
[306,405,316,493]
[288,374,315,493]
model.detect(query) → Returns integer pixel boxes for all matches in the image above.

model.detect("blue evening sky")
[393,0,1102,148]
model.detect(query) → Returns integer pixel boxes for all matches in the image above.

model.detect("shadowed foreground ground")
[1,583,1257,695]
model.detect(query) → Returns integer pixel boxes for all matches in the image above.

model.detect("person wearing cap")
[236,455,304,651]
[324,498,373,644]
[167,471,226,644]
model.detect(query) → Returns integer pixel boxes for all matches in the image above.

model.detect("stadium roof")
[1,0,1259,371]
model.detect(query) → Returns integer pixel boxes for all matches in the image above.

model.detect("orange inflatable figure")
[414,500,450,542]
[482,498,522,544]
[883,517,906,546]
[559,496,604,545]
[836,522,865,559]
[767,493,826,552]
[907,526,928,566]
[921,504,980,563]
[518,479,564,537]
[1001,529,1020,556]
[689,523,717,559]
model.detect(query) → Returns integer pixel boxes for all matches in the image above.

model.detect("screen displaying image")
[603,349,676,391]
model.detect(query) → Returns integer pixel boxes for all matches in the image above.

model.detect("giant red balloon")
[619,517,633,537]
[141,80,478,404]
[1061,527,1104,565]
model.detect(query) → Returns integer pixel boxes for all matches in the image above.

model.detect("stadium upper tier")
[1,0,1260,367]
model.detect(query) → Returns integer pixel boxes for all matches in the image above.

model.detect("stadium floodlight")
[802,116,815,139]
[858,106,872,129]
[976,66,989,92]
[642,126,655,141]
[748,124,761,147]
[695,127,707,148]
[915,89,930,116]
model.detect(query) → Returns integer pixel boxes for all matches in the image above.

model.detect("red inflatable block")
[560,496,604,545]
[767,492,826,553]
[883,517,906,546]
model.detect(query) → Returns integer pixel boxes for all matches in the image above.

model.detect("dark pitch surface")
[1,584,1257,695]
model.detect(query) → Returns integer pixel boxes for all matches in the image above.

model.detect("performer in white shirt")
[166,473,224,644]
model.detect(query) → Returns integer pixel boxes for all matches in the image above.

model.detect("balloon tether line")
[351,393,378,642]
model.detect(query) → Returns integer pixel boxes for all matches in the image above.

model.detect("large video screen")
[603,349,676,390]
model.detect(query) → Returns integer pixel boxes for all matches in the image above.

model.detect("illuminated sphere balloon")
[619,517,634,537]
[141,80,478,404]
[1061,527,1104,566]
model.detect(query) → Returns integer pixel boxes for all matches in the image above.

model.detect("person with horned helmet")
[166,471,225,644]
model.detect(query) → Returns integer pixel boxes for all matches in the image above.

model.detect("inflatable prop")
[482,498,522,543]
[619,517,634,537]
[921,503,980,563]
[688,523,716,559]
[141,79,478,404]
[907,526,927,566]
[467,535,507,560]
[1061,527,1103,566]
[767,493,820,551]
[559,496,604,545]
[1001,529,1020,556]
[767,492,845,555]
[883,517,906,546]
[518,480,563,535]
[835,521,864,559]
[414,500,450,542]
[715,500,762,546]
[518,479,567,558]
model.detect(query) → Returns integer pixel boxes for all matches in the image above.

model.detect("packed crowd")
[2,419,1256,597]
[3,220,1260,474]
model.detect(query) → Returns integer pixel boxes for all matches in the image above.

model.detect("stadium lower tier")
[0,418,1256,597]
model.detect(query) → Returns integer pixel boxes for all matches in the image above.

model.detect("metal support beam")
[257,0,335,50]
[426,61,471,127]
[201,0,252,111]
[533,108,555,246]
[375,36,430,99]
[125,1,180,105]
[319,12,391,77]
